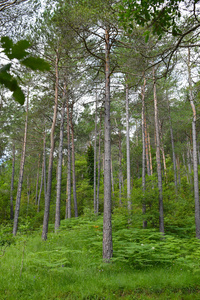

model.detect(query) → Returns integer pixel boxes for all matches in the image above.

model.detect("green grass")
[0,214,200,299]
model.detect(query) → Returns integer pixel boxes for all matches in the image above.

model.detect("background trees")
[0,0,200,263]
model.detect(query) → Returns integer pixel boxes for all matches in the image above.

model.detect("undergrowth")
[0,212,200,299]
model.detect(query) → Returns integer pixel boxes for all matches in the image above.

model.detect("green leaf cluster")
[0,37,50,105]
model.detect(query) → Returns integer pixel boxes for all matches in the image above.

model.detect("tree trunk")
[141,76,147,228]
[126,83,131,211]
[94,87,98,213]
[159,120,167,178]
[13,92,29,236]
[10,144,15,220]
[55,86,66,231]
[70,106,78,218]
[153,67,164,234]
[66,90,71,219]
[35,155,40,205]
[188,48,200,239]
[37,158,44,212]
[97,110,102,215]
[103,27,113,262]
[148,130,153,175]
[167,95,178,193]
[42,50,59,240]
[144,116,150,176]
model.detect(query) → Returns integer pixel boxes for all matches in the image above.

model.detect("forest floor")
[0,213,200,299]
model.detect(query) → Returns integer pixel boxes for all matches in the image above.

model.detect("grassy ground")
[0,215,200,299]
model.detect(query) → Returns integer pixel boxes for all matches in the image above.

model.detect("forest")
[1,0,200,299]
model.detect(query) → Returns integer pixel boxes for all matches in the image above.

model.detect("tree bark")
[70,105,78,218]
[188,48,200,239]
[10,144,15,220]
[167,95,178,193]
[66,90,71,219]
[13,92,29,236]
[103,27,113,261]
[55,85,66,231]
[96,110,102,215]
[37,157,44,212]
[141,76,147,228]
[153,67,164,234]
[42,50,59,240]
[126,83,131,211]
[35,155,40,205]
[94,87,98,213]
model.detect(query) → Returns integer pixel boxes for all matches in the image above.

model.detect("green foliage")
[0,36,50,104]
[119,0,183,39]
[1,214,200,299]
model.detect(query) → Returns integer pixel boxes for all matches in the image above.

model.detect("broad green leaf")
[0,63,12,73]
[21,56,50,71]
[1,36,13,56]
[13,86,25,105]
[10,40,30,59]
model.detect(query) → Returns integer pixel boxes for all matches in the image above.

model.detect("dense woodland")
[1,0,200,271]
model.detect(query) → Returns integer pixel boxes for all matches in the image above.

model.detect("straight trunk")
[66,91,71,219]
[148,130,153,175]
[141,76,147,228]
[167,95,178,193]
[55,88,66,231]
[42,50,59,240]
[70,108,78,218]
[126,83,131,211]
[153,67,164,234]
[103,28,113,261]
[10,144,15,220]
[144,116,150,176]
[13,94,29,236]
[35,155,40,205]
[188,48,200,239]
[37,158,44,212]
[96,110,102,214]
[94,88,98,213]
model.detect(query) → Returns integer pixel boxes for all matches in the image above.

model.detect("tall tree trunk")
[35,155,40,205]
[167,95,178,193]
[153,67,164,234]
[188,48,200,239]
[55,86,66,231]
[13,93,29,236]
[159,120,167,178]
[10,144,15,220]
[37,158,44,212]
[70,106,78,218]
[141,76,147,228]
[144,116,150,176]
[43,128,47,201]
[103,27,113,261]
[97,110,102,215]
[111,157,114,198]
[94,87,98,213]
[66,90,71,219]
[148,130,153,175]
[42,50,59,240]
[126,83,131,211]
